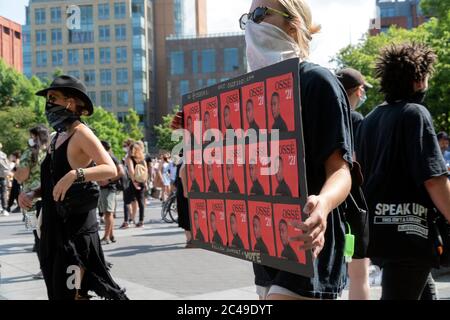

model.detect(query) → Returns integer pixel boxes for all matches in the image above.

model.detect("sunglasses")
[239,6,292,30]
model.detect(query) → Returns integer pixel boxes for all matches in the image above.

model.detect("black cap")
[336,68,373,91]
[35,75,94,116]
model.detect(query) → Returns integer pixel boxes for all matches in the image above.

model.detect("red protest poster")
[248,201,275,256]
[207,199,227,246]
[223,145,245,194]
[187,150,204,193]
[226,200,250,250]
[183,101,201,149]
[241,81,267,134]
[203,149,223,193]
[220,89,242,138]
[246,143,271,196]
[201,96,219,148]
[273,203,306,264]
[270,139,299,197]
[190,199,209,243]
[266,73,295,133]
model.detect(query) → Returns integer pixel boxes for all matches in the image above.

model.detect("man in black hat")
[336,68,372,135]
[18,75,128,300]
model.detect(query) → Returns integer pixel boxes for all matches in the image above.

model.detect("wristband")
[75,168,86,183]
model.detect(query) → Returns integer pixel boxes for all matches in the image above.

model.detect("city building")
[22,0,154,136]
[166,32,247,113]
[0,16,23,72]
[370,0,428,35]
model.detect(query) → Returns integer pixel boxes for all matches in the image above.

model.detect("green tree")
[332,14,450,132]
[124,109,144,141]
[153,107,181,152]
[83,107,127,158]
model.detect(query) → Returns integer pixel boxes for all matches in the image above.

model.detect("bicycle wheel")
[167,195,178,223]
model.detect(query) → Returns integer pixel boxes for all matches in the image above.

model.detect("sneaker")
[100,238,110,245]
[135,222,144,228]
[1,209,10,216]
[12,206,21,213]
[32,271,44,279]
[119,222,129,229]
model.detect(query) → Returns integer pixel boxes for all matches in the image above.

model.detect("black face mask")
[45,102,80,133]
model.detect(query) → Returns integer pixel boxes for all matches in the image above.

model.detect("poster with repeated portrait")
[266,73,295,133]
[207,199,227,246]
[273,203,307,264]
[182,58,313,278]
[183,101,201,150]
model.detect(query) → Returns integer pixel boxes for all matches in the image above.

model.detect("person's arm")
[179,163,188,198]
[291,149,352,257]
[52,128,117,201]
[18,188,42,210]
[425,176,450,222]
[14,167,30,183]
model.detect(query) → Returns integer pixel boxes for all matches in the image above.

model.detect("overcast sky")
[1,0,377,68]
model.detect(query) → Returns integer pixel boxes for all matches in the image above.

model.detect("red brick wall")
[0,16,23,73]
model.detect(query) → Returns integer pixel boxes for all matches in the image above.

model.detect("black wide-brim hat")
[35,75,94,116]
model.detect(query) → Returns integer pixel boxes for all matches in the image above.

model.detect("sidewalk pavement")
[1,198,449,300]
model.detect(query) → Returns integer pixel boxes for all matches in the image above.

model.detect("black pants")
[379,260,437,300]
[0,177,6,209]
[7,179,20,210]
[124,184,145,223]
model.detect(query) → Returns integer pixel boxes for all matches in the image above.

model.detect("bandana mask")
[45,102,80,133]
[245,20,301,72]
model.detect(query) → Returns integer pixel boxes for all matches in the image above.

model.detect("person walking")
[0,142,11,215]
[7,151,22,214]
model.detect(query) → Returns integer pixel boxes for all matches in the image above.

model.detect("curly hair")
[375,42,437,103]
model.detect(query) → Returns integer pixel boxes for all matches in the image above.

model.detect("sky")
[0,0,377,68]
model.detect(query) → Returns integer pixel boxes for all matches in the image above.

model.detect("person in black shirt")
[249,162,264,195]
[274,156,292,197]
[226,163,240,193]
[206,163,219,193]
[193,211,205,242]
[357,43,450,300]
[186,116,195,151]
[223,105,233,131]
[203,111,215,149]
[279,219,298,261]
[229,213,245,249]
[252,215,268,254]
[210,211,224,245]
[188,164,200,192]
[271,92,288,132]
[246,99,260,133]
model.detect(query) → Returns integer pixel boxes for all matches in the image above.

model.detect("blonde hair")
[278,0,321,59]
[130,142,145,162]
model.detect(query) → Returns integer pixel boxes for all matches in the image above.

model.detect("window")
[84,70,96,86]
[207,79,217,86]
[170,51,184,75]
[52,50,63,66]
[202,49,216,73]
[101,91,112,108]
[35,8,46,25]
[14,31,21,39]
[36,30,47,46]
[115,24,126,41]
[51,28,62,45]
[179,80,190,95]
[197,79,204,89]
[3,27,10,35]
[68,5,94,44]
[88,91,96,105]
[83,48,95,65]
[192,50,198,73]
[98,4,110,20]
[36,72,48,81]
[99,26,110,42]
[224,48,239,72]
[114,2,126,19]
[100,47,111,64]
[116,68,128,84]
[36,51,47,67]
[100,69,112,85]
[68,49,79,65]
[117,112,127,122]
[116,46,127,63]
[68,70,80,79]
[50,7,61,24]
[117,90,129,106]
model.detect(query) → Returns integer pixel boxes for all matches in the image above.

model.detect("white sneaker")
[1,209,10,216]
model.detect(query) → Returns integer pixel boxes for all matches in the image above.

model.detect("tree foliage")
[124,109,144,141]
[332,0,450,132]
[153,106,181,152]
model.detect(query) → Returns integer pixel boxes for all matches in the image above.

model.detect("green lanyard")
[344,222,355,263]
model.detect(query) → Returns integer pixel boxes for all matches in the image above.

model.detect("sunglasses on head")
[239,6,292,30]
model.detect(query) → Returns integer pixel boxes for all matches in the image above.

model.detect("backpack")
[134,161,148,183]
[0,153,10,178]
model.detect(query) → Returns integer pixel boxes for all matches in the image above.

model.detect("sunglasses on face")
[239,6,292,30]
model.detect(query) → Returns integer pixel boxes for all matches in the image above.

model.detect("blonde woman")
[125,142,147,227]
[241,0,352,300]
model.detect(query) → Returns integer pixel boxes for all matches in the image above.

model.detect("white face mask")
[28,138,36,147]
[245,21,301,72]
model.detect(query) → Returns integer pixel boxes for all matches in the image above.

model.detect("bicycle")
[161,191,178,223]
